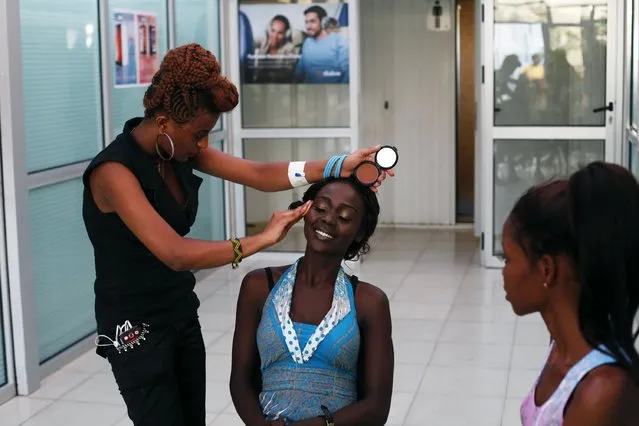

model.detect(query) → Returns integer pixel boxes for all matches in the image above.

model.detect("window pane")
[29,179,96,362]
[494,1,607,126]
[630,141,639,179]
[632,1,639,128]
[493,139,605,255]
[188,140,226,241]
[0,283,5,386]
[243,138,351,251]
[239,1,350,128]
[20,0,103,172]
[109,0,169,137]
[175,0,223,131]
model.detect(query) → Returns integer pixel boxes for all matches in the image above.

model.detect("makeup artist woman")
[81,43,390,426]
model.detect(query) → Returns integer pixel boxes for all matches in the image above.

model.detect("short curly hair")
[290,177,380,261]
[143,43,239,123]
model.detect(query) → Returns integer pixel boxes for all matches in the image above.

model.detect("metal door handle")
[593,102,613,113]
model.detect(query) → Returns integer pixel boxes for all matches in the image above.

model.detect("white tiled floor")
[0,229,551,425]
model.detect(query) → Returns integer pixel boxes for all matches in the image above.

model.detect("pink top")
[520,343,617,426]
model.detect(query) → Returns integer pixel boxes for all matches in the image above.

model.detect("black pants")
[104,318,206,426]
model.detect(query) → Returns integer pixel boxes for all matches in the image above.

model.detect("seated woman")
[501,162,639,425]
[230,177,394,426]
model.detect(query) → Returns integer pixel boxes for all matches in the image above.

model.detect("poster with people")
[113,9,159,87]
[238,1,349,84]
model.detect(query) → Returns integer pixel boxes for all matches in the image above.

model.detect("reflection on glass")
[243,138,351,251]
[494,0,607,126]
[632,7,638,128]
[175,0,223,131]
[239,0,350,128]
[493,139,604,254]
[188,140,225,242]
[0,290,5,386]
[630,141,639,179]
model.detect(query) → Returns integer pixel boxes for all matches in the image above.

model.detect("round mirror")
[375,146,398,170]
[354,161,380,187]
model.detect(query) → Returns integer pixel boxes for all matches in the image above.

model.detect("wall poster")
[113,9,159,87]
[239,1,350,84]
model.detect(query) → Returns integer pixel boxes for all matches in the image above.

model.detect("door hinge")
[480,232,485,250]
[481,4,485,22]
[481,66,485,84]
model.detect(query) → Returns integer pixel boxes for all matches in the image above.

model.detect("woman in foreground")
[501,162,639,425]
[230,177,394,425]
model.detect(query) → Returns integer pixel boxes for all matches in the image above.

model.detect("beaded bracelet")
[230,238,243,269]
[323,155,340,180]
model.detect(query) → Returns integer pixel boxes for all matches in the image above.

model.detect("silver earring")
[543,282,548,289]
[156,132,175,161]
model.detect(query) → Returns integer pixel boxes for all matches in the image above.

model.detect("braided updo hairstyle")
[143,43,239,124]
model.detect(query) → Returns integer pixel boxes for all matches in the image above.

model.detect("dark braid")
[143,43,239,123]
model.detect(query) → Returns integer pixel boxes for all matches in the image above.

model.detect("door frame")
[478,0,625,268]
[225,0,361,261]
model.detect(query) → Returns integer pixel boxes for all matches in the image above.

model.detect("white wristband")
[288,161,309,188]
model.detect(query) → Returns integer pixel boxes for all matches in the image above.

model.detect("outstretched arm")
[193,145,392,193]
[89,163,309,271]
[292,283,394,426]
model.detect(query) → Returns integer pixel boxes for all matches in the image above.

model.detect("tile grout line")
[397,248,475,426]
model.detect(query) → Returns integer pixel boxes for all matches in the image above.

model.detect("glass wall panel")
[175,0,223,131]
[0,282,5,386]
[632,0,638,128]
[238,0,350,128]
[243,138,350,251]
[494,0,607,127]
[188,140,226,241]
[20,0,103,172]
[109,0,169,137]
[29,179,96,362]
[493,139,605,254]
[630,141,639,179]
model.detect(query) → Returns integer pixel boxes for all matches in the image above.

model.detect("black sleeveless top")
[82,118,203,339]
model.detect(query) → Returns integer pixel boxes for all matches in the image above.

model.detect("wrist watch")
[320,405,335,426]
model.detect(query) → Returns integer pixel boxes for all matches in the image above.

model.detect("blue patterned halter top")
[256,259,360,421]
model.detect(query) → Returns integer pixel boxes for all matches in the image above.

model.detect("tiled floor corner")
[1,229,551,425]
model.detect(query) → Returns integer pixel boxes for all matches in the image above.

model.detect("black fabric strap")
[265,267,276,291]
[350,275,359,293]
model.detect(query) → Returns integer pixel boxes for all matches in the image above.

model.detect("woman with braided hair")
[82,43,391,426]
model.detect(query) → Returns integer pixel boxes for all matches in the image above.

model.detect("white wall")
[360,0,457,226]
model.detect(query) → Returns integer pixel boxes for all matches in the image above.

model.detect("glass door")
[480,0,619,267]
[228,0,360,258]
[0,120,16,404]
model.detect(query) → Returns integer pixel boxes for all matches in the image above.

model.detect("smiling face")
[268,19,288,48]
[156,111,219,162]
[303,181,366,258]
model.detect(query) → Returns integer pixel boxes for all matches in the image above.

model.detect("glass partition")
[243,138,350,251]
[109,0,169,137]
[493,0,607,127]
[188,140,226,241]
[632,0,638,128]
[20,0,103,172]
[175,0,223,131]
[493,139,604,254]
[238,0,350,128]
[29,179,96,362]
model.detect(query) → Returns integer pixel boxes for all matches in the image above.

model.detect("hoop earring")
[156,132,175,161]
